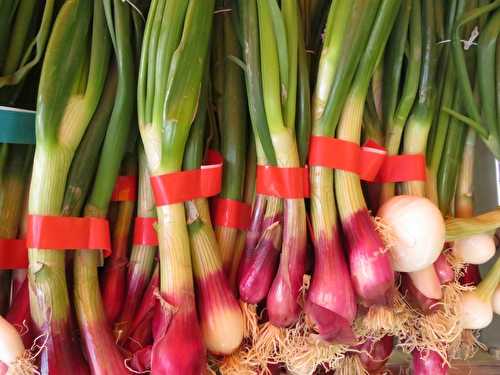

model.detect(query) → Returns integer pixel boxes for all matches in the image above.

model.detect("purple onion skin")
[238,212,282,304]
[305,228,356,343]
[400,274,439,314]
[197,270,240,317]
[237,195,267,283]
[434,254,454,285]
[412,350,448,375]
[6,278,32,348]
[267,199,307,327]
[151,294,206,375]
[342,209,395,306]
[355,335,393,373]
[129,346,152,372]
[460,264,481,286]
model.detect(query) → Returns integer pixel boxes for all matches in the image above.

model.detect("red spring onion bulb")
[460,290,493,329]
[377,195,444,272]
[0,315,26,366]
[452,234,495,265]
[493,285,500,316]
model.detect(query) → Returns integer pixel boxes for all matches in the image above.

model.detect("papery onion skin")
[355,335,393,372]
[459,264,481,286]
[400,274,439,314]
[6,279,33,348]
[196,270,243,355]
[305,229,356,342]
[434,254,455,284]
[453,234,496,265]
[151,296,206,375]
[412,349,448,375]
[460,290,493,329]
[342,209,394,306]
[238,216,282,304]
[377,195,444,273]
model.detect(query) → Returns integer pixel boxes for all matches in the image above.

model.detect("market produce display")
[0,0,499,374]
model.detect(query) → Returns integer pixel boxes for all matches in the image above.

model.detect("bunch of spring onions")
[0,0,499,374]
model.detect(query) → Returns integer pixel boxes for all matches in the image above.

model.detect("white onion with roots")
[0,315,35,374]
[460,290,494,330]
[377,195,445,273]
[453,234,496,265]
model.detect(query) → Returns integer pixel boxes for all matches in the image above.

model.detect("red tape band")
[133,217,158,246]
[376,154,426,182]
[111,176,138,202]
[212,198,252,231]
[150,150,224,206]
[256,165,310,198]
[309,136,426,182]
[309,136,386,182]
[27,215,111,256]
[0,239,28,269]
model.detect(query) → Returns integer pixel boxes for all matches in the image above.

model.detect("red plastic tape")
[111,175,137,202]
[150,150,223,206]
[256,165,310,198]
[0,239,28,269]
[27,215,111,256]
[133,217,158,246]
[309,136,425,182]
[212,198,252,231]
[309,136,386,181]
[376,154,426,182]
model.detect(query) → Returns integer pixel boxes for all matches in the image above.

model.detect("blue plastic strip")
[0,106,36,144]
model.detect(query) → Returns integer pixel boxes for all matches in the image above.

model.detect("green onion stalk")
[137,0,214,372]
[451,0,500,158]
[252,0,307,328]
[228,138,256,291]
[28,0,110,372]
[184,85,244,356]
[72,1,136,373]
[101,141,137,324]
[114,144,157,346]
[237,0,283,313]
[213,0,248,275]
[379,0,421,204]
[306,0,358,344]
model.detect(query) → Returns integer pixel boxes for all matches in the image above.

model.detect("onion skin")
[196,270,243,355]
[355,335,393,373]
[129,346,152,373]
[267,199,307,327]
[377,196,444,273]
[453,234,496,265]
[238,213,282,304]
[305,229,356,342]
[400,274,439,314]
[459,264,481,286]
[433,254,454,284]
[342,209,394,306]
[6,278,33,348]
[411,350,448,375]
[151,298,206,375]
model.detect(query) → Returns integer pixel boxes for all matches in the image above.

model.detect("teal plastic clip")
[0,106,36,144]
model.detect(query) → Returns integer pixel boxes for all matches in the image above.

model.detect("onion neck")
[475,257,500,303]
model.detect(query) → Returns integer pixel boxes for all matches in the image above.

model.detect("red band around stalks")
[256,165,310,198]
[111,175,138,202]
[133,217,158,246]
[308,136,426,182]
[212,198,252,231]
[150,150,224,206]
[376,154,426,182]
[27,215,112,256]
[0,239,28,269]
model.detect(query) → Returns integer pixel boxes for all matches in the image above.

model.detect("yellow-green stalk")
[114,145,157,344]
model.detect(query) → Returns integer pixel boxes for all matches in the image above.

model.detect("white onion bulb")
[377,195,445,272]
[460,290,493,329]
[0,315,25,366]
[453,234,495,265]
